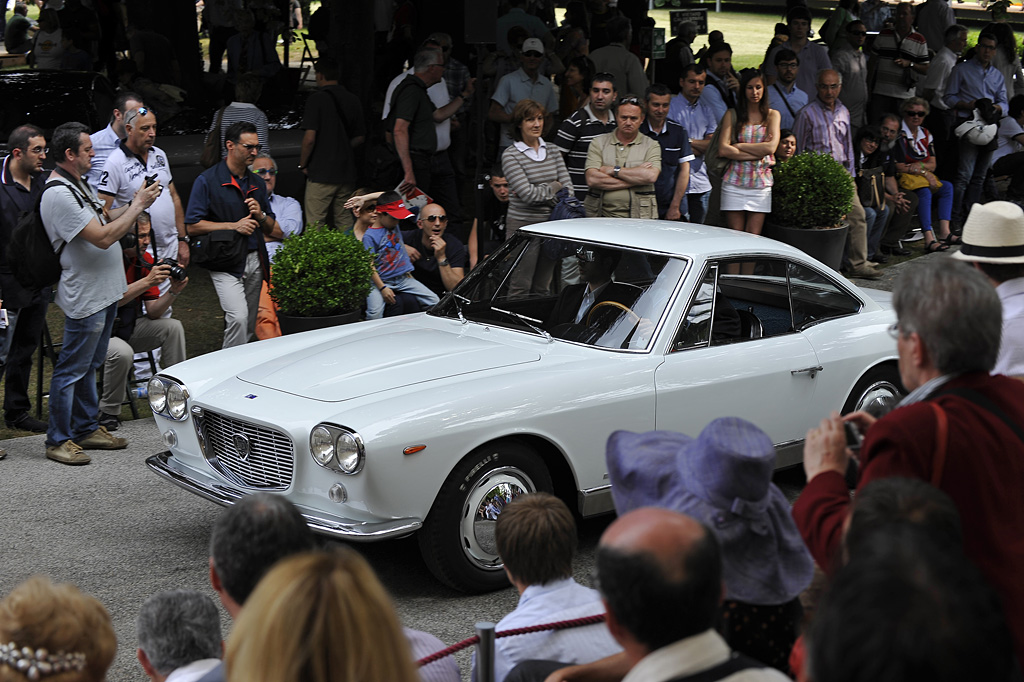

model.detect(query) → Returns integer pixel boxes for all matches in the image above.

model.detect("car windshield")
[430,232,686,350]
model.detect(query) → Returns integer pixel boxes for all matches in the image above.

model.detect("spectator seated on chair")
[99,211,187,431]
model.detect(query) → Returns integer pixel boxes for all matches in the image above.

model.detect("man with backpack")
[40,121,160,465]
[0,125,50,449]
[298,58,365,229]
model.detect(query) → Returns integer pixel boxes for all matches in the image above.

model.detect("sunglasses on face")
[253,168,278,176]
[240,143,262,151]
[523,51,543,58]
[423,214,448,222]
[848,30,867,36]
[906,110,926,117]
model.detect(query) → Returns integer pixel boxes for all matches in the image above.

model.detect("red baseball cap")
[375,199,414,219]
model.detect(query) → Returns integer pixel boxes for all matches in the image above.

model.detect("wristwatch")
[438,259,450,267]
[613,165,621,178]
[177,235,190,244]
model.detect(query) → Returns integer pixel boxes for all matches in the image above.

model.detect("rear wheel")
[418,441,553,593]
[842,365,904,416]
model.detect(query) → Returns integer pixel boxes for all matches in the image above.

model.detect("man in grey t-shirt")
[40,121,159,465]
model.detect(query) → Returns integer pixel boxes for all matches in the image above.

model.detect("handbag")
[898,172,942,192]
[200,107,227,168]
[189,228,248,272]
[704,109,737,180]
[856,166,885,209]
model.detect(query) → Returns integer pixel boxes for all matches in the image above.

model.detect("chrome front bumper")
[145,451,422,541]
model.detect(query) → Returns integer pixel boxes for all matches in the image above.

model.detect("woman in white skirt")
[718,69,780,237]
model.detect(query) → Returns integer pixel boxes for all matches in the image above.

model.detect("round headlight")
[336,432,362,474]
[166,383,187,419]
[148,378,167,414]
[310,426,335,466]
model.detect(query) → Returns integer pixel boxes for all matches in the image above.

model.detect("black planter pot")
[763,221,850,272]
[277,309,361,335]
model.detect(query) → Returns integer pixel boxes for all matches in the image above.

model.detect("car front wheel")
[418,442,553,593]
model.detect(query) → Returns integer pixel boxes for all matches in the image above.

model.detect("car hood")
[236,324,542,402]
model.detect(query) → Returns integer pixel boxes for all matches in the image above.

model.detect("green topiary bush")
[771,151,855,229]
[269,224,374,317]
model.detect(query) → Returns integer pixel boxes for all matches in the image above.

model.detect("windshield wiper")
[452,293,469,324]
[490,307,553,342]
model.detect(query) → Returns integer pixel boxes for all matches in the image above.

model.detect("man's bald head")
[597,508,722,653]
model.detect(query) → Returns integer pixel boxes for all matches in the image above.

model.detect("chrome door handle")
[791,366,824,378]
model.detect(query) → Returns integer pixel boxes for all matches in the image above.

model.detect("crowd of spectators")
[4,3,1024,680]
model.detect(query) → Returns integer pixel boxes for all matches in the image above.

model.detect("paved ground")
[0,248,949,682]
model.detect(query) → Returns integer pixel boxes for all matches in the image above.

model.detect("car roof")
[522,218,810,261]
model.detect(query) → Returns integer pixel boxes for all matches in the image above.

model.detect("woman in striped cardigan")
[502,99,573,299]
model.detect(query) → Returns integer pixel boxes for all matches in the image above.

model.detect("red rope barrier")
[417,613,607,667]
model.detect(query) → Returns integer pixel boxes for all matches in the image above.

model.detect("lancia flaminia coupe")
[146,219,903,592]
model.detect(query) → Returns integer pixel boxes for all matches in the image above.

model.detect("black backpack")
[8,180,80,291]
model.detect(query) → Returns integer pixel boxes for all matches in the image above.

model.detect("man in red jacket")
[793,258,1024,667]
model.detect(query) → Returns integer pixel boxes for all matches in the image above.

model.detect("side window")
[674,265,716,350]
[788,262,861,328]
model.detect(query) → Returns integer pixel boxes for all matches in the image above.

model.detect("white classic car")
[146,219,902,592]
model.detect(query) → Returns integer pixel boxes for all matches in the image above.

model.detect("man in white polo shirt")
[98,106,190,270]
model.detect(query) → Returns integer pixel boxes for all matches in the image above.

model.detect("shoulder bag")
[200,107,227,169]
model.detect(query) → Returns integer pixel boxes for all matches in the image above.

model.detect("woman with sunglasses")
[718,69,780,238]
[893,96,955,252]
[502,98,572,298]
[854,126,892,264]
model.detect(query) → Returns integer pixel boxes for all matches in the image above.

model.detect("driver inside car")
[546,246,642,340]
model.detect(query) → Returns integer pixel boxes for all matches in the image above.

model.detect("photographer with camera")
[98,105,190,276]
[98,210,187,432]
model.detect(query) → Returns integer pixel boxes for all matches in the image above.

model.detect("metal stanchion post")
[475,621,496,682]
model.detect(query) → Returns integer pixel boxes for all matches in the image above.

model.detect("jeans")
[685,191,711,224]
[365,274,440,319]
[864,201,891,260]
[46,303,117,446]
[913,182,954,232]
[953,137,994,224]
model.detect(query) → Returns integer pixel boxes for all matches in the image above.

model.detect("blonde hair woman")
[0,576,116,682]
[226,549,420,682]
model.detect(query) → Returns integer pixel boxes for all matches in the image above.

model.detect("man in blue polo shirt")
[669,63,717,224]
[490,38,559,151]
[185,121,278,349]
[641,84,694,220]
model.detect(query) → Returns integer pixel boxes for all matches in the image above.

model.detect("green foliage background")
[269,225,374,317]
[771,152,855,229]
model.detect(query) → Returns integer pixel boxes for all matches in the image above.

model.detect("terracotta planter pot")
[276,309,361,335]
[763,221,849,272]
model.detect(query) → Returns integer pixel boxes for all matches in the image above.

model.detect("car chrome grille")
[199,410,294,490]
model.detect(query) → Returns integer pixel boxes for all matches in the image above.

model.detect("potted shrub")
[269,223,375,334]
[765,151,854,271]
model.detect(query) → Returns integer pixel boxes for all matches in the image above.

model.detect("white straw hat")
[951,201,1024,264]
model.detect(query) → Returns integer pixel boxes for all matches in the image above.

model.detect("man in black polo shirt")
[389,47,472,198]
[641,84,694,220]
[402,202,467,296]
[0,124,51,442]
[555,73,618,200]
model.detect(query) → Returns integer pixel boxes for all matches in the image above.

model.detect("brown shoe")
[46,441,91,465]
[77,426,128,450]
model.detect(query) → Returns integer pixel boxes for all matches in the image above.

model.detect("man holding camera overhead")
[98,210,188,433]
[98,106,190,275]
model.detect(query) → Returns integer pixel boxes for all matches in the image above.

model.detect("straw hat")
[951,200,1024,264]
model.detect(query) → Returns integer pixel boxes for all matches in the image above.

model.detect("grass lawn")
[649,9,785,70]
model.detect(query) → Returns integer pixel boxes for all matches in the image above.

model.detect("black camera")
[145,174,158,187]
[154,258,187,281]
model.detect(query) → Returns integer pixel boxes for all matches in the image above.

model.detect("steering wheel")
[586,300,641,327]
